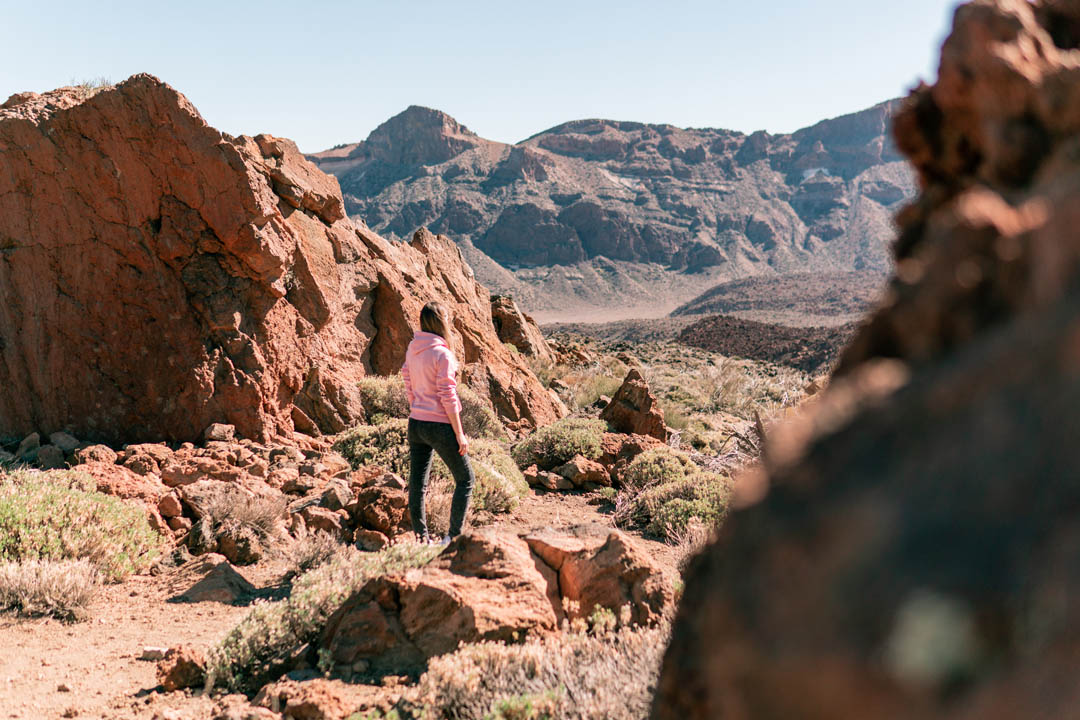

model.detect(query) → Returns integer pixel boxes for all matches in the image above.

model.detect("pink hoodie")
[401,331,462,424]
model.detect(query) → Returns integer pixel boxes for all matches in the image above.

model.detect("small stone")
[156,645,206,691]
[319,480,352,511]
[57,682,71,692]
[298,460,327,478]
[203,423,236,443]
[354,528,389,552]
[48,432,80,453]
[158,492,183,518]
[167,516,192,533]
[74,444,118,465]
[140,647,168,661]
[36,445,66,469]
[16,432,39,459]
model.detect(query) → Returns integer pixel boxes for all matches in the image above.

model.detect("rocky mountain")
[0,76,562,444]
[309,102,916,320]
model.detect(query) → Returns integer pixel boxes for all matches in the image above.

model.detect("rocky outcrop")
[490,295,554,362]
[600,370,670,441]
[309,103,916,316]
[655,3,1080,718]
[0,75,561,444]
[320,527,672,675]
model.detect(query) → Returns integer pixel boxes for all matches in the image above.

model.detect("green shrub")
[333,423,525,515]
[511,418,606,470]
[356,376,504,438]
[618,447,696,491]
[621,474,730,541]
[207,541,441,691]
[0,469,163,581]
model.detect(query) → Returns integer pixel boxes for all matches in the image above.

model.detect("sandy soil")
[0,489,670,719]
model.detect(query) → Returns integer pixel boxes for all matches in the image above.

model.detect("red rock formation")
[490,294,554,362]
[600,369,670,441]
[0,75,561,444]
[654,3,1080,718]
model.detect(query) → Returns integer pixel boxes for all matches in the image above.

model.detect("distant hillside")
[309,103,916,319]
[671,270,887,326]
[678,315,858,374]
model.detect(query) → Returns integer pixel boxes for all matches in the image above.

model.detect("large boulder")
[490,294,554,362]
[0,75,561,444]
[601,369,670,441]
[320,527,671,675]
[654,3,1080,719]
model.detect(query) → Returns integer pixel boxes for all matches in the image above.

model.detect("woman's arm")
[401,361,415,407]
[435,351,468,455]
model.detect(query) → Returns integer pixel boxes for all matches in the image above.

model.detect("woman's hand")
[456,432,470,456]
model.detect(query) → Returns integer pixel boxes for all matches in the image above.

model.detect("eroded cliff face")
[0,75,561,444]
[655,2,1080,718]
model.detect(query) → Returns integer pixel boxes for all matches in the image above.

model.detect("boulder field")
[0,75,562,445]
[654,1,1080,718]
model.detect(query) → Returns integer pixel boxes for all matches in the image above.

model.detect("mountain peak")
[364,105,484,166]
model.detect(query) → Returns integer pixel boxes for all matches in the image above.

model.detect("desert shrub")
[510,418,606,470]
[355,376,504,438]
[207,541,441,691]
[399,624,670,720]
[0,559,100,621]
[189,487,287,564]
[622,474,730,541]
[335,420,411,473]
[618,447,696,492]
[0,469,163,581]
[670,518,714,575]
[279,527,342,580]
[569,373,623,410]
[335,423,524,519]
[358,376,411,422]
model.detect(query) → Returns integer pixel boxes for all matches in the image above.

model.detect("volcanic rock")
[167,553,256,604]
[654,3,1080,718]
[320,528,671,675]
[490,295,554,362]
[600,369,670,441]
[553,454,611,488]
[0,75,560,445]
[156,645,207,691]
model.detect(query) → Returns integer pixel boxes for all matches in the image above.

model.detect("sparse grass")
[0,559,100,621]
[510,418,606,471]
[355,376,504,439]
[189,486,287,565]
[398,623,670,720]
[207,541,441,691]
[670,518,714,575]
[334,422,525,519]
[0,469,163,582]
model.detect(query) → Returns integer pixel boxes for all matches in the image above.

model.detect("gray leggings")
[407,418,476,540]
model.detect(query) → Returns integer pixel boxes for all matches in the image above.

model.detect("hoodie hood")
[408,331,449,358]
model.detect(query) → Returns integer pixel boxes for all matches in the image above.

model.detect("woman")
[401,301,475,544]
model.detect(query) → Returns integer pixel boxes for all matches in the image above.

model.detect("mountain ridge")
[308,100,916,320]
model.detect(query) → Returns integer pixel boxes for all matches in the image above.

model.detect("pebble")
[140,646,169,661]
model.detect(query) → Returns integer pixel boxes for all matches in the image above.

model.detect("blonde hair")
[420,301,451,339]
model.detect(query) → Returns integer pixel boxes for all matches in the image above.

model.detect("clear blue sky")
[1,0,960,153]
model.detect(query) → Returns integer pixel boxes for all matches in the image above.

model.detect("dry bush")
[0,559,100,621]
[618,447,696,492]
[670,518,714,575]
[510,418,606,470]
[207,540,441,691]
[399,623,671,720]
[190,487,287,564]
[279,527,342,580]
[0,469,163,581]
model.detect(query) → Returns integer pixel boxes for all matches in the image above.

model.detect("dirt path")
[0,490,673,719]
